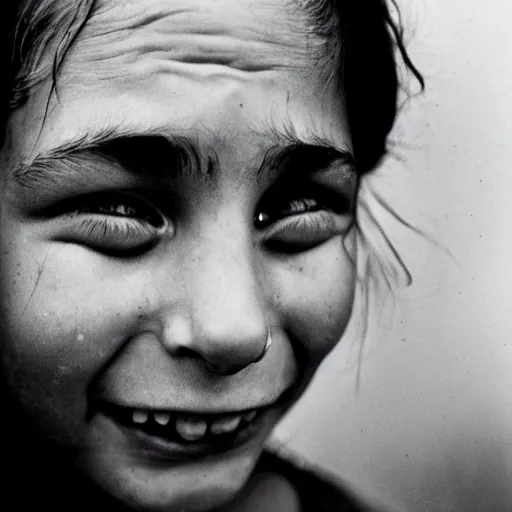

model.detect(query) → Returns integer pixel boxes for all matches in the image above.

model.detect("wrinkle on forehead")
[61,0,330,83]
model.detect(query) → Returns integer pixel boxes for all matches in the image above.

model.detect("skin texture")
[0,0,357,510]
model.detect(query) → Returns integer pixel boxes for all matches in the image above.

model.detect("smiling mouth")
[100,402,262,445]
[94,385,297,459]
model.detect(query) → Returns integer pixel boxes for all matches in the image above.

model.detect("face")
[0,0,357,510]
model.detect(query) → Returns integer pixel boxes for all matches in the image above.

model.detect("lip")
[97,382,297,415]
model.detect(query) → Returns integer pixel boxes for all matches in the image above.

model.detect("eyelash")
[54,193,168,256]
[76,216,157,240]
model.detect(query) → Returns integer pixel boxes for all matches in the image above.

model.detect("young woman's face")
[0,0,357,510]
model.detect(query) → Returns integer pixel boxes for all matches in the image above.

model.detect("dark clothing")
[260,450,390,512]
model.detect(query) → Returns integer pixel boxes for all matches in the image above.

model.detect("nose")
[161,226,270,376]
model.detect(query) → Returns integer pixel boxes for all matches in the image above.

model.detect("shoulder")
[259,449,396,512]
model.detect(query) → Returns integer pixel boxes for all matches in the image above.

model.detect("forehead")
[8,0,348,161]
[62,0,329,84]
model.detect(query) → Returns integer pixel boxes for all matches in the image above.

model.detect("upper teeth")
[132,410,149,424]
[154,412,171,426]
[130,408,258,441]
[175,417,208,441]
[210,416,241,435]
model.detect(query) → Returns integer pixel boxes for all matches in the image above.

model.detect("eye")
[255,197,326,228]
[254,186,354,253]
[49,192,170,256]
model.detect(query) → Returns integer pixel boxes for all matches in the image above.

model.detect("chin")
[80,442,261,512]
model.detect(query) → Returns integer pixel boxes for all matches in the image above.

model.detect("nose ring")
[254,327,272,363]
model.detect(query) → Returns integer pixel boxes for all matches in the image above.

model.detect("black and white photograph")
[0,1,510,511]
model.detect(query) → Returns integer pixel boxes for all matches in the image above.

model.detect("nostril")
[204,360,248,377]
[203,332,271,376]
[204,360,229,375]
[173,346,203,360]
[173,347,251,376]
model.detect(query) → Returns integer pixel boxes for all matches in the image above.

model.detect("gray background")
[273,1,512,511]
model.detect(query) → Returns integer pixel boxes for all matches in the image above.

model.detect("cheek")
[269,234,356,368]
[0,238,148,437]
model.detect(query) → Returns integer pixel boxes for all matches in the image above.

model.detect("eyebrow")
[12,128,357,191]
[255,140,356,182]
[12,128,218,190]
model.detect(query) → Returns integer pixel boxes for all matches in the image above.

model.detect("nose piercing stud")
[254,327,272,363]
